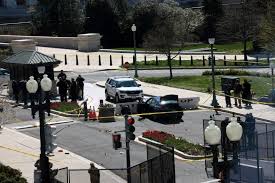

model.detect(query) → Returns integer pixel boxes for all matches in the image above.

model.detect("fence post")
[76,55,79,65]
[224,55,226,66]
[144,55,147,65]
[87,55,90,66]
[256,56,259,65]
[156,56,158,66]
[203,55,205,66]
[99,55,101,66]
[110,55,112,66]
[191,56,193,66]
[179,56,182,66]
[234,55,237,66]
[64,54,67,65]
[213,56,216,66]
[121,55,124,66]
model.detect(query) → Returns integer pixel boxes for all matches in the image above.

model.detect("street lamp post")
[270,61,275,103]
[205,118,243,181]
[131,24,138,78]
[208,38,220,108]
[26,67,52,183]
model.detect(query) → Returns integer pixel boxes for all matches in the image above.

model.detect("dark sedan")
[139,95,184,123]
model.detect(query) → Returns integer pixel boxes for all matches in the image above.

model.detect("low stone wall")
[0,33,101,51]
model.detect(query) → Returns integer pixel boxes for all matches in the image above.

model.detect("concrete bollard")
[144,55,147,65]
[76,55,79,65]
[99,55,101,66]
[87,55,90,66]
[64,54,67,65]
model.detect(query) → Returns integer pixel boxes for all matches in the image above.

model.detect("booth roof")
[1,50,61,65]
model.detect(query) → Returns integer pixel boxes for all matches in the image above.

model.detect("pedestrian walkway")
[96,81,275,122]
[37,46,260,73]
[0,127,125,183]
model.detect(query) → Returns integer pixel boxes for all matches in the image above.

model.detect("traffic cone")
[89,106,97,121]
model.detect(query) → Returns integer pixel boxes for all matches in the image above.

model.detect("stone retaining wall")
[0,33,102,52]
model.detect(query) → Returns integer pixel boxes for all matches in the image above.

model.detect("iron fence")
[66,144,175,183]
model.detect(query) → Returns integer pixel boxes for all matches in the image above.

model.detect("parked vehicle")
[105,76,143,103]
[140,95,183,123]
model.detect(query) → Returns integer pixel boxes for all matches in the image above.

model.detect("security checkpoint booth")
[0,50,61,98]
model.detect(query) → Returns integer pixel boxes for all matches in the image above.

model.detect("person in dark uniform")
[57,76,68,102]
[19,80,28,107]
[12,80,19,103]
[70,78,77,102]
[242,79,252,107]
[224,86,232,108]
[234,80,242,108]
[76,75,85,100]
[57,70,67,80]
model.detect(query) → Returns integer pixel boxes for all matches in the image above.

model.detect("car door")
[109,80,117,97]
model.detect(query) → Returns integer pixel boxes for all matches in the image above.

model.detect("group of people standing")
[225,79,252,108]
[56,70,85,102]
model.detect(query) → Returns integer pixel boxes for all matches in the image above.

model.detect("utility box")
[221,76,240,92]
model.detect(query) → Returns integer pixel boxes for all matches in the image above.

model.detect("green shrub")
[202,69,270,77]
[0,164,27,183]
[165,137,205,155]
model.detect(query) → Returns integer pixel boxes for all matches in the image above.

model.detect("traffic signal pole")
[124,114,131,183]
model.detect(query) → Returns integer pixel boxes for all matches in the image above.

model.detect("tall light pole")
[270,61,275,103]
[131,24,138,78]
[242,0,248,62]
[26,68,52,183]
[209,38,220,108]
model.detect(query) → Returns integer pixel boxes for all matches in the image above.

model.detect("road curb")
[138,136,210,160]
[13,120,75,130]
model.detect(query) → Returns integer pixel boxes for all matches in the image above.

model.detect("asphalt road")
[19,110,264,183]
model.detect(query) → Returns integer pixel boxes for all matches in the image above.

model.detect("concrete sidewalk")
[0,127,125,183]
[37,46,260,72]
[96,81,275,122]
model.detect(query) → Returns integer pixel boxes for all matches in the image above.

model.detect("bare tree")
[258,1,275,53]
[143,0,203,79]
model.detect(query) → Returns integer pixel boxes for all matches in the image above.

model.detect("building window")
[16,0,26,6]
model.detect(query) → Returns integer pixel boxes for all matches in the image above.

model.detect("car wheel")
[105,90,110,101]
[115,94,120,103]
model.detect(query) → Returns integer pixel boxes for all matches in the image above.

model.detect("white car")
[105,76,143,103]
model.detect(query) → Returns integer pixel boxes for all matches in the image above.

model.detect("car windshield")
[117,80,138,87]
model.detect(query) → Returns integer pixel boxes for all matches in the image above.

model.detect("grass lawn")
[113,41,253,54]
[140,75,272,99]
[126,59,268,69]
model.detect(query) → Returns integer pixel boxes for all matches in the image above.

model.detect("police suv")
[105,76,143,103]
